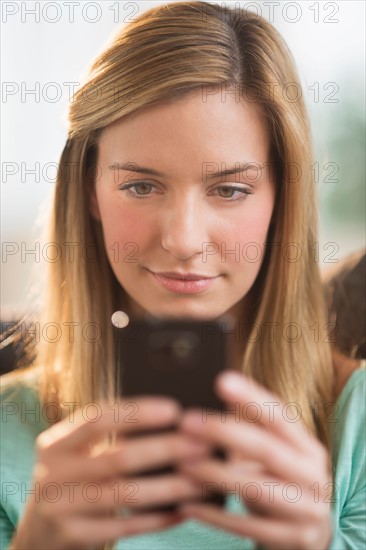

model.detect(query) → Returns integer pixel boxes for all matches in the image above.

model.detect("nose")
[160,194,208,260]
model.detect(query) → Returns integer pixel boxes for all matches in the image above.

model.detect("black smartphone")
[113,314,232,514]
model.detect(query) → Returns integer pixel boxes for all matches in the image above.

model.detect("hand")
[10,397,212,550]
[177,370,334,550]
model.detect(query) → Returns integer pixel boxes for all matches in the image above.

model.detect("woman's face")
[91,90,276,321]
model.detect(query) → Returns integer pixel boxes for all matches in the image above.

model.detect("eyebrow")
[108,161,265,180]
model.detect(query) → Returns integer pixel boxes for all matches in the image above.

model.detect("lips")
[152,271,217,281]
[145,269,221,294]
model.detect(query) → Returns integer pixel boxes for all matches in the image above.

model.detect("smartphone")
[113,314,232,514]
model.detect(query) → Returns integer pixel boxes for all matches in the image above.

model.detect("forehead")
[98,91,270,168]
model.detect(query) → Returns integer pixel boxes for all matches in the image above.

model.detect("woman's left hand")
[177,370,333,550]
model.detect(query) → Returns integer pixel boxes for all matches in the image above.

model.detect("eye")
[119,181,156,198]
[213,185,253,200]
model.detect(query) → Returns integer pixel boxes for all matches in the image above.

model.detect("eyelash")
[118,181,253,201]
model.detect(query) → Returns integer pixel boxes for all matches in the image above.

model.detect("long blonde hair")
[4,1,333,450]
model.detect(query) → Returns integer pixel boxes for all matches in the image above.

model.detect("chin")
[147,303,228,322]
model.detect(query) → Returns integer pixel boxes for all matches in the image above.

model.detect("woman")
[1,2,365,549]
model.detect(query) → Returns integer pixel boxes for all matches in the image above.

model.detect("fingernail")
[219,371,244,392]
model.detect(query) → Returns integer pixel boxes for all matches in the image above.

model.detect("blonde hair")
[5,1,333,450]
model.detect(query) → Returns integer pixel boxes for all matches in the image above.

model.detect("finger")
[123,472,203,509]
[112,432,211,475]
[178,503,325,549]
[179,413,325,488]
[37,471,204,516]
[214,371,324,459]
[63,511,183,547]
[36,398,182,454]
[37,434,211,483]
[178,458,328,521]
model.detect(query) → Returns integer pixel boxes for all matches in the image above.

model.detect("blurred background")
[1,0,365,317]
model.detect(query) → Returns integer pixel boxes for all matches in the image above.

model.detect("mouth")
[152,271,218,281]
[144,268,221,294]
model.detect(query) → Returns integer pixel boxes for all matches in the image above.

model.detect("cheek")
[227,202,274,256]
[219,193,274,273]
[96,191,150,249]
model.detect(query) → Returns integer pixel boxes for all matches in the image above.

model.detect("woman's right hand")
[10,397,211,550]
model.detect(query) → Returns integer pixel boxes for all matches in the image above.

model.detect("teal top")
[1,362,365,549]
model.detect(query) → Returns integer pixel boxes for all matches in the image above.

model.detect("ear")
[89,187,101,221]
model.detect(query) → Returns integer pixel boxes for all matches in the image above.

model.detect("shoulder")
[1,366,41,404]
[337,359,366,408]
[1,367,49,486]
[333,360,365,426]
[0,368,49,545]
[332,350,364,401]
[1,366,49,435]
[329,362,366,548]
[330,360,365,474]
